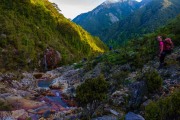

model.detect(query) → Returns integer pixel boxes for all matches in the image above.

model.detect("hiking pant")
[160,50,172,64]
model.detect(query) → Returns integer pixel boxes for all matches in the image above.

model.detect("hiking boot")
[158,63,164,69]
[163,62,167,66]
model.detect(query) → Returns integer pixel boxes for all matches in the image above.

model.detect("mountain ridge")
[106,0,180,44]
[73,0,140,41]
[73,0,180,46]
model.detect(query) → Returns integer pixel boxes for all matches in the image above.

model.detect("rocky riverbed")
[0,67,82,120]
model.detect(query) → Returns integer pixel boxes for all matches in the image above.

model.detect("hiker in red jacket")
[157,36,174,69]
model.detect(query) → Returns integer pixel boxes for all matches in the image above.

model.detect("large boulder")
[83,63,103,80]
[125,112,145,120]
[49,68,82,92]
[42,48,62,70]
[128,81,148,109]
[111,89,129,107]
[12,109,29,119]
[92,115,118,120]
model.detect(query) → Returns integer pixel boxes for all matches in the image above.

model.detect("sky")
[49,0,142,19]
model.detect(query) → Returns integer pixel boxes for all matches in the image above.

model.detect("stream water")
[29,79,70,119]
[38,80,52,88]
[38,79,68,108]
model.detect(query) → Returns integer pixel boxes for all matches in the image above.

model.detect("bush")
[144,69,163,93]
[145,89,180,120]
[74,62,84,69]
[111,71,129,88]
[0,100,12,111]
[76,75,109,106]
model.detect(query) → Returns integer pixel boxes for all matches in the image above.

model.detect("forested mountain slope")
[0,0,107,71]
[73,0,141,42]
[73,0,180,46]
[105,0,180,45]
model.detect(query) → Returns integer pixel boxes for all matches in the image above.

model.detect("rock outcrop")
[42,48,62,70]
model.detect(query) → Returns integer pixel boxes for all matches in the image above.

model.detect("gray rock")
[83,63,103,80]
[0,75,3,82]
[129,81,148,109]
[120,64,131,71]
[43,110,51,118]
[12,109,29,119]
[109,13,119,23]
[111,89,129,107]
[15,90,32,97]
[0,93,13,99]
[1,34,7,38]
[50,68,82,93]
[140,99,152,110]
[92,115,118,120]
[0,111,13,120]
[110,109,119,116]
[11,80,23,89]
[125,112,145,120]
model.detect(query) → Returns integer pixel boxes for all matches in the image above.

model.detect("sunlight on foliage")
[0,0,107,71]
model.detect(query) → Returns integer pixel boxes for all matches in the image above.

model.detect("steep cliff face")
[0,0,107,71]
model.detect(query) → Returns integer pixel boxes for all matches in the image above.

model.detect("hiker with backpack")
[157,36,174,69]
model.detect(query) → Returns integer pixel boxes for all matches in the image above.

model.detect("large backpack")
[163,38,173,51]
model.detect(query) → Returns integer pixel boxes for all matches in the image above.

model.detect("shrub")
[145,89,180,120]
[76,75,109,107]
[0,100,12,111]
[144,69,163,93]
[111,71,129,88]
[74,62,84,69]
